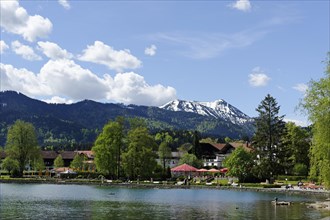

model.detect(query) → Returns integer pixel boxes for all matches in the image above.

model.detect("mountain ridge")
[0,91,255,148]
[160,99,252,124]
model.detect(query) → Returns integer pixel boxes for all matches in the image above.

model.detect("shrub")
[293,163,308,176]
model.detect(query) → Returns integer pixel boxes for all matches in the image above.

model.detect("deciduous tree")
[92,120,123,178]
[5,120,40,177]
[54,155,64,168]
[122,127,157,179]
[223,147,254,182]
[301,54,330,187]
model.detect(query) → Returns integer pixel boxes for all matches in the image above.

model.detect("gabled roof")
[75,151,94,159]
[60,151,76,160]
[41,151,58,159]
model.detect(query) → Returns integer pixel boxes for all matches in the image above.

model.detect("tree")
[158,141,172,171]
[179,153,202,168]
[5,120,40,177]
[223,147,253,183]
[301,54,330,187]
[54,155,64,168]
[252,94,287,181]
[70,154,87,171]
[282,122,310,172]
[1,157,19,176]
[92,120,123,178]
[191,131,202,159]
[122,127,157,179]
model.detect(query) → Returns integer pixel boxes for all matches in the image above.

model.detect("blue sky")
[0,0,329,126]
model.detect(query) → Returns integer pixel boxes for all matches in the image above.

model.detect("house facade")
[200,142,252,168]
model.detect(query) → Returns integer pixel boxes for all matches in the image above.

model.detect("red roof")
[171,163,198,172]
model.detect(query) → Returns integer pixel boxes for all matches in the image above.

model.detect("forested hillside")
[0,91,255,149]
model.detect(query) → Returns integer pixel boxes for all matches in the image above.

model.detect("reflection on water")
[0,183,328,219]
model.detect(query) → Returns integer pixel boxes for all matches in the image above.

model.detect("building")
[200,142,252,168]
[156,151,185,168]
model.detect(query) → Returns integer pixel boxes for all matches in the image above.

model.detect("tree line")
[1,55,329,187]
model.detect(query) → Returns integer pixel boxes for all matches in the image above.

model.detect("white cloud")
[0,63,51,96]
[1,60,176,106]
[37,41,73,60]
[0,0,52,42]
[11,40,42,61]
[43,96,73,104]
[58,0,71,10]
[248,67,271,87]
[284,118,309,127]
[79,41,142,72]
[152,29,267,59]
[105,72,176,106]
[293,83,308,93]
[145,45,157,56]
[229,0,251,12]
[0,40,9,54]
[39,59,109,100]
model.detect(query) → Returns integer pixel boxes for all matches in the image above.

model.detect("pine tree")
[252,94,287,181]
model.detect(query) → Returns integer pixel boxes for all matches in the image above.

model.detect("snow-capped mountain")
[160,99,251,124]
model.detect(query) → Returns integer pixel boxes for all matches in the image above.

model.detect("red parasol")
[171,163,198,172]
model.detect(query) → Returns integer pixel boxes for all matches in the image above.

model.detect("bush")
[293,163,308,176]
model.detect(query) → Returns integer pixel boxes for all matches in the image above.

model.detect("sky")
[0,0,329,126]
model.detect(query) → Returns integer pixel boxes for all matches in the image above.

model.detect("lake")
[0,183,328,219]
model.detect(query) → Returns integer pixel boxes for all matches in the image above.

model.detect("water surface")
[0,183,328,219]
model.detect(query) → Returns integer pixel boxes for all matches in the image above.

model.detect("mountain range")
[0,91,255,148]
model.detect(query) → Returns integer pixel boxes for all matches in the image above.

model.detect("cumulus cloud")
[58,0,71,10]
[284,118,309,127]
[293,83,308,93]
[43,96,73,104]
[248,67,271,87]
[105,72,176,106]
[0,0,52,42]
[79,41,142,72]
[39,59,109,100]
[11,40,42,61]
[229,0,251,12]
[1,60,176,106]
[145,45,157,56]
[0,40,9,54]
[37,41,73,60]
[0,63,51,96]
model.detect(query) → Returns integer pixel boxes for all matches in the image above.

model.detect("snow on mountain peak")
[160,99,251,124]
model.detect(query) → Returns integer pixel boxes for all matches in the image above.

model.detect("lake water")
[0,183,328,219]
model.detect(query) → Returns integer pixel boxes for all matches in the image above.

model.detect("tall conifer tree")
[252,94,287,181]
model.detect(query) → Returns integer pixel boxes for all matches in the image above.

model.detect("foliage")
[282,122,311,172]
[0,91,255,149]
[32,156,45,171]
[223,147,254,182]
[122,127,157,179]
[292,163,308,176]
[179,153,202,168]
[1,157,19,175]
[301,54,330,188]
[158,141,172,170]
[5,120,41,177]
[92,120,123,178]
[252,95,288,180]
[191,131,202,159]
[54,155,64,168]
[70,154,87,171]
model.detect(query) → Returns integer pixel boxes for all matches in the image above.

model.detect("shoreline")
[1,178,329,197]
